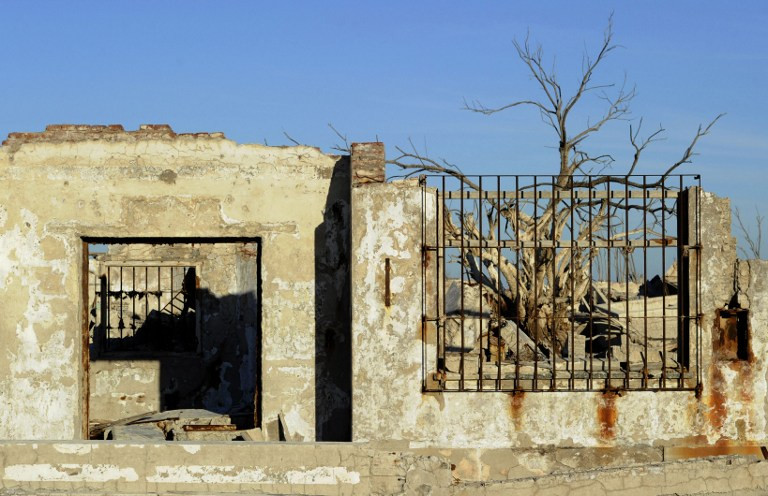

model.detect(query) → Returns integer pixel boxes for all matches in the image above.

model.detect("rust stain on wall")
[508,391,525,431]
[707,365,727,432]
[707,307,757,437]
[735,361,754,404]
[597,392,618,441]
[422,247,432,267]
[665,442,765,460]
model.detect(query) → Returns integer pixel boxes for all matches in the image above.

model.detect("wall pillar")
[350,142,385,186]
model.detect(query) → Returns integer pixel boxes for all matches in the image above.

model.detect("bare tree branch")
[327,123,351,153]
[734,206,764,259]
[659,113,725,180]
[282,131,302,146]
[387,140,480,190]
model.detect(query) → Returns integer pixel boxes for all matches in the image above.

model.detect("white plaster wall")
[0,129,345,440]
[351,183,768,448]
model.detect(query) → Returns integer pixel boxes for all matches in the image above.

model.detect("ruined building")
[0,124,767,494]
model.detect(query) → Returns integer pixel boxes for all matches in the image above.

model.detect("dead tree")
[389,18,722,356]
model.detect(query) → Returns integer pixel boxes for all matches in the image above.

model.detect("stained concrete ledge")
[0,441,450,495]
[0,442,767,495]
[461,455,768,496]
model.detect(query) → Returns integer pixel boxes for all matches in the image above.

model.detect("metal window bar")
[91,265,197,354]
[420,174,701,393]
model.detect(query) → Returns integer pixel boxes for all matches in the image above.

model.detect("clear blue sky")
[1,1,765,252]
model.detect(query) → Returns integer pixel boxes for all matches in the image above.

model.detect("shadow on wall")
[315,156,352,441]
[91,285,261,430]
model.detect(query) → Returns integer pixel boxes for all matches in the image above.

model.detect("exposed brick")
[2,124,227,147]
[350,142,385,186]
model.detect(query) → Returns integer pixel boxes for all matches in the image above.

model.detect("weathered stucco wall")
[0,441,451,495]
[0,124,350,440]
[0,441,765,495]
[350,148,768,453]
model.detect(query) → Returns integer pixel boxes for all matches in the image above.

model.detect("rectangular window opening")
[84,238,262,440]
[420,175,702,393]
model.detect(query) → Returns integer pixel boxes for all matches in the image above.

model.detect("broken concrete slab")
[106,423,165,441]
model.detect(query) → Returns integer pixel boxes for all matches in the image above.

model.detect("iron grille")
[90,264,199,355]
[421,175,701,393]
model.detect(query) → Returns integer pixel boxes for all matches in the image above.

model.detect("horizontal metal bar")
[435,239,682,249]
[182,424,237,432]
[441,189,679,200]
[422,173,699,179]
[427,384,699,393]
[102,262,198,268]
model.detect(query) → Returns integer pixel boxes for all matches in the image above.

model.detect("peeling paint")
[4,463,139,482]
[53,444,94,455]
[146,464,359,485]
[285,466,361,484]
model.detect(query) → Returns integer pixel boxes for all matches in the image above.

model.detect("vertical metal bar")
[677,175,685,388]
[625,179,631,388]
[643,176,649,389]
[696,179,702,387]
[384,259,391,307]
[435,184,440,383]
[106,267,111,351]
[157,266,161,318]
[459,178,465,391]
[421,182,426,389]
[81,241,91,439]
[533,176,539,391]
[442,176,447,387]
[551,175,557,390]
[569,176,576,390]
[421,182,425,388]
[606,180,612,388]
[119,266,123,341]
[514,176,520,391]
[588,176,594,390]
[478,176,484,391]
[144,266,149,324]
[498,176,504,390]
[99,275,107,353]
[171,266,176,342]
[132,266,136,338]
[661,176,667,389]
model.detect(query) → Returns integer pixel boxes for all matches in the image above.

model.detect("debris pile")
[89,409,262,441]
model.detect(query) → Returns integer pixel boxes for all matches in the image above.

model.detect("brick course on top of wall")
[2,124,224,147]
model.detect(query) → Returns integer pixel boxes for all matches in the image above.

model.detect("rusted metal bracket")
[694,382,703,399]
[384,258,391,307]
[600,386,624,397]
